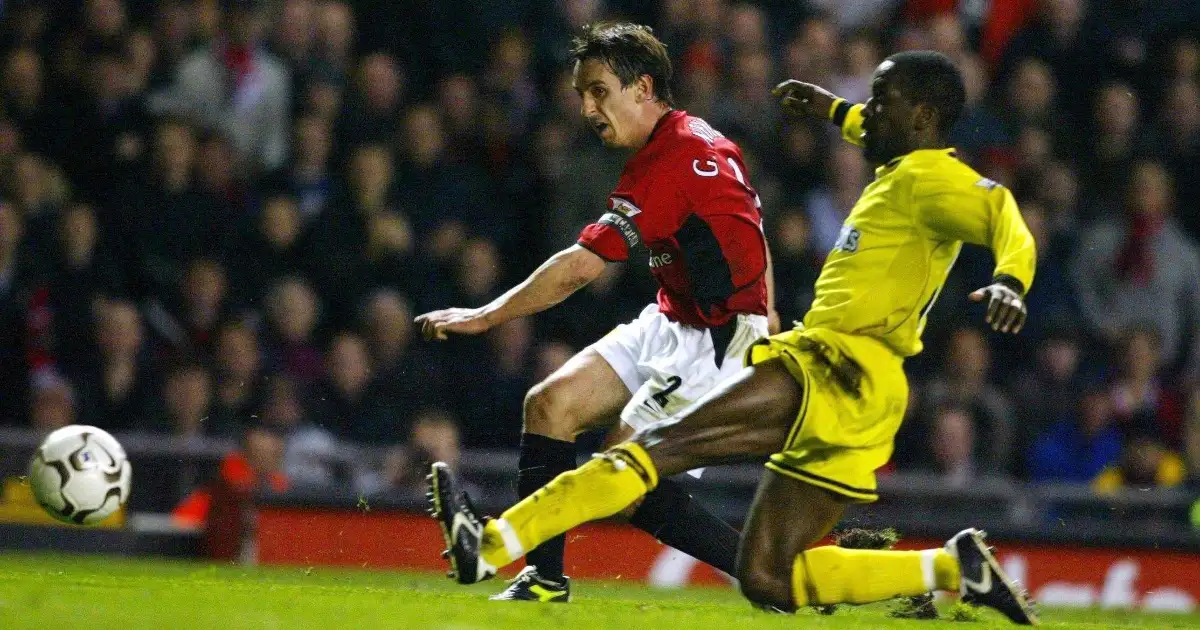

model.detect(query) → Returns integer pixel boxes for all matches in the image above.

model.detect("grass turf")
[1,553,1198,630]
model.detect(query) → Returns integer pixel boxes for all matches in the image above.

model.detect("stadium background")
[0,0,1196,612]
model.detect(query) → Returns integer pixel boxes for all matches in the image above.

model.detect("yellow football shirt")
[801,103,1037,358]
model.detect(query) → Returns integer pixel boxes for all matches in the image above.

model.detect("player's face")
[573,58,645,148]
[861,62,917,164]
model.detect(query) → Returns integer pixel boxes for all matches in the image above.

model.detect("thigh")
[529,347,631,437]
[737,469,846,591]
[632,357,804,477]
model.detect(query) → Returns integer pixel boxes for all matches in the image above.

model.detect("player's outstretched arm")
[415,245,606,341]
[772,80,864,147]
[771,80,838,119]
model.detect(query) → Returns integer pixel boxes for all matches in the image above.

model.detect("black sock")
[630,478,740,576]
[516,433,576,581]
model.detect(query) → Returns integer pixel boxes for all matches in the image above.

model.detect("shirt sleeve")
[577,197,648,262]
[916,178,1037,294]
[830,100,866,148]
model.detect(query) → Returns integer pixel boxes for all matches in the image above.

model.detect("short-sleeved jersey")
[577,110,768,329]
[802,103,1037,357]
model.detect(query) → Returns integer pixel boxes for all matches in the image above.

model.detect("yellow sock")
[480,443,659,569]
[791,546,961,607]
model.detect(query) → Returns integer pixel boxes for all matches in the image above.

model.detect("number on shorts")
[649,376,683,409]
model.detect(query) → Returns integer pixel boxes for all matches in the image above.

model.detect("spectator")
[307,144,412,326]
[921,327,1018,474]
[0,202,31,424]
[1093,437,1187,492]
[114,117,230,302]
[832,32,881,106]
[313,1,355,77]
[148,0,291,174]
[531,113,624,258]
[804,142,868,253]
[46,203,125,343]
[712,47,778,157]
[146,258,233,365]
[67,299,158,431]
[260,375,343,489]
[998,0,1095,125]
[208,321,266,438]
[9,152,67,254]
[172,422,289,554]
[261,276,325,386]
[57,47,150,204]
[929,406,977,487]
[1009,200,1077,341]
[1153,79,1200,242]
[195,130,250,214]
[268,114,337,223]
[766,208,821,327]
[159,362,213,438]
[2,47,55,156]
[310,331,398,444]
[1029,388,1123,483]
[361,288,451,422]
[1109,327,1185,448]
[372,409,464,499]
[1008,322,1085,475]
[30,377,77,434]
[1071,161,1200,379]
[231,193,311,306]
[270,0,319,88]
[1079,82,1147,209]
[335,52,403,159]
[395,103,510,249]
[951,53,1009,158]
[483,29,538,139]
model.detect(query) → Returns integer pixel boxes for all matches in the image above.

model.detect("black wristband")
[992,274,1026,296]
[831,99,852,127]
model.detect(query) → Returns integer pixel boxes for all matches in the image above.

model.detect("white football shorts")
[590,303,769,477]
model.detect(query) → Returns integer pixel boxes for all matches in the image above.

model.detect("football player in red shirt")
[416,22,778,602]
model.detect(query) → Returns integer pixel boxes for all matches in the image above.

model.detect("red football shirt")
[577,110,768,329]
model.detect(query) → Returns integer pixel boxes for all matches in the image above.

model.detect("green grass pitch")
[1,553,1198,629]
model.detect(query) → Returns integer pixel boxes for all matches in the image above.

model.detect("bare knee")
[523,381,582,440]
[737,557,795,612]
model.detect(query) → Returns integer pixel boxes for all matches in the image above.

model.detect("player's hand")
[767,309,782,335]
[969,284,1027,334]
[771,80,837,119]
[415,307,492,341]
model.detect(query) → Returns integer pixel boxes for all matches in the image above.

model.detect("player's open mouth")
[592,122,610,136]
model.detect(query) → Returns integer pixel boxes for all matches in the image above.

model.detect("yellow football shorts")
[746,326,908,503]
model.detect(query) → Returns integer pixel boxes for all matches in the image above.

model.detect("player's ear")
[913,104,937,133]
[636,74,653,103]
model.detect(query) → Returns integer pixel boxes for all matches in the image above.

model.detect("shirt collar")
[876,147,958,176]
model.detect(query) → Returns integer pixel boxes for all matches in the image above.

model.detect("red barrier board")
[255,507,1199,613]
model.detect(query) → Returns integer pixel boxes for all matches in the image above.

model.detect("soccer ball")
[29,425,132,525]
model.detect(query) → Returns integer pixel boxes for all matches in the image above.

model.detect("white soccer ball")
[29,425,132,525]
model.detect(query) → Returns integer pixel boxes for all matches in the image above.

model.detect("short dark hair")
[886,51,966,137]
[570,22,674,106]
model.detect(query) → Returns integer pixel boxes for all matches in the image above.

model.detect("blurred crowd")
[0,0,1197,512]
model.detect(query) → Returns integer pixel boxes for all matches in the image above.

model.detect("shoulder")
[657,114,732,157]
[910,156,1003,202]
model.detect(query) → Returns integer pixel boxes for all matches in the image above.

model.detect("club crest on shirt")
[834,224,861,253]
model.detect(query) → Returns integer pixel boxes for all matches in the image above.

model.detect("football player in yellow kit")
[429,50,1040,625]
